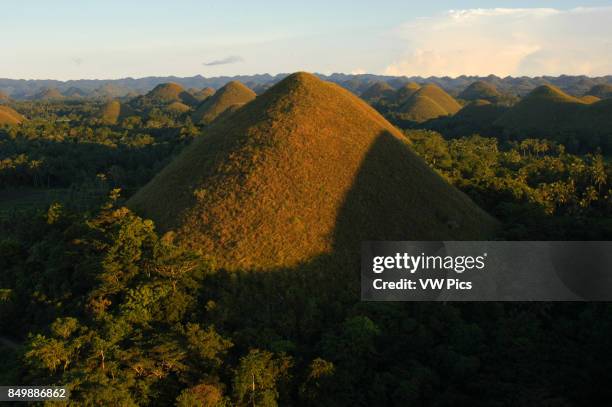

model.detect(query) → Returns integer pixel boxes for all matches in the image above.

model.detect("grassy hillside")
[129,72,497,271]
[191,81,256,125]
[144,83,198,105]
[459,81,502,102]
[99,100,121,124]
[191,87,215,101]
[0,106,25,125]
[395,82,421,104]
[360,81,394,102]
[496,85,612,152]
[398,84,462,122]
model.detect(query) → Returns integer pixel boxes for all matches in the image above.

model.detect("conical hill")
[129,72,497,271]
[192,81,256,125]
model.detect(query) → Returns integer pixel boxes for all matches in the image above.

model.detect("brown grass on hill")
[360,81,394,102]
[192,87,215,101]
[191,81,256,125]
[0,106,25,125]
[459,81,501,102]
[395,82,421,104]
[146,83,198,105]
[398,84,461,122]
[100,100,121,125]
[166,101,192,113]
[129,72,498,271]
[580,95,601,104]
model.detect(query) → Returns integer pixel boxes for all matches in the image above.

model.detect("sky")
[2,0,612,80]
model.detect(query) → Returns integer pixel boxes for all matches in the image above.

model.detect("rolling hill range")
[496,85,612,151]
[191,81,256,125]
[3,73,611,101]
[128,72,497,271]
[398,84,462,122]
[0,106,25,125]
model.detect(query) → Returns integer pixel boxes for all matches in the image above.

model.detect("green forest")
[1,77,612,406]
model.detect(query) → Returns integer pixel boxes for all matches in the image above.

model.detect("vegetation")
[0,72,610,406]
[129,73,497,271]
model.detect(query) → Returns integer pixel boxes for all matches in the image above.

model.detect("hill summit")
[459,81,502,103]
[129,72,497,271]
[192,81,255,125]
[144,83,197,105]
[495,85,584,132]
[398,84,462,122]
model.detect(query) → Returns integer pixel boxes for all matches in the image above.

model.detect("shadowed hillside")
[191,87,215,101]
[0,106,25,125]
[586,84,612,99]
[360,81,394,102]
[129,72,497,271]
[191,81,256,125]
[395,82,421,104]
[496,85,612,152]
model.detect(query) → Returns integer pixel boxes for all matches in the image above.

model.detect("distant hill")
[455,99,507,122]
[2,73,611,101]
[91,83,132,99]
[398,84,462,122]
[63,87,88,98]
[191,87,215,102]
[128,72,497,271]
[31,88,64,101]
[142,83,198,105]
[360,82,394,102]
[580,95,601,104]
[495,85,584,132]
[165,101,192,113]
[192,81,255,125]
[0,91,9,103]
[586,84,612,99]
[0,106,25,125]
[496,85,612,152]
[395,82,421,104]
[459,81,502,103]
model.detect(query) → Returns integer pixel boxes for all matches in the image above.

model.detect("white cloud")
[351,68,367,75]
[384,7,612,77]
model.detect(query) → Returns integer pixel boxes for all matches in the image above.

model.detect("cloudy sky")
[2,0,612,79]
